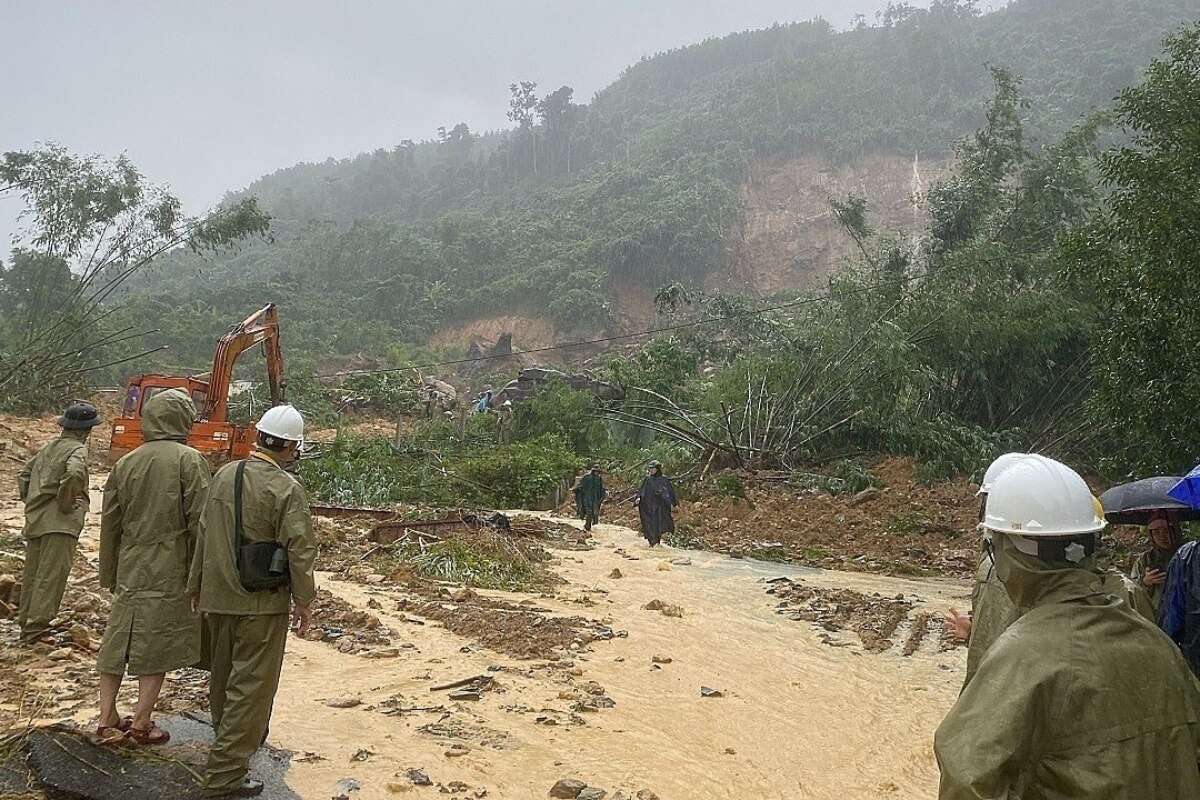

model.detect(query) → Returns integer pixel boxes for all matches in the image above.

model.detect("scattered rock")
[67,624,95,651]
[851,487,882,506]
[579,790,607,800]
[729,546,746,559]
[655,561,671,571]
[642,599,683,618]
[407,769,433,786]
[324,696,363,709]
[549,778,588,798]
[362,648,400,659]
[700,686,724,698]
[651,655,672,665]
[607,569,623,579]
[336,777,362,795]
[669,557,692,566]
[445,744,470,758]
[635,791,659,800]
[364,574,386,585]
[351,749,372,762]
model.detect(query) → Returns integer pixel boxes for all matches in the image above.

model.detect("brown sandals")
[127,724,171,745]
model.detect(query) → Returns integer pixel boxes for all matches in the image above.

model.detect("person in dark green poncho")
[574,465,606,532]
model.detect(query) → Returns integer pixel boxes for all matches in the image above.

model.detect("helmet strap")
[1011,533,1095,564]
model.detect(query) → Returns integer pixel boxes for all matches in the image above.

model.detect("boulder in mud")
[549,778,588,797]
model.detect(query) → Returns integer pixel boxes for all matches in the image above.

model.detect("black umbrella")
[1099,476,1200,525]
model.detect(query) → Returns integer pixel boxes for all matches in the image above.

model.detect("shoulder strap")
[234,459,247,553]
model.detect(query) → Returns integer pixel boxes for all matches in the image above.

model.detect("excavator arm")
[201,304,284,423]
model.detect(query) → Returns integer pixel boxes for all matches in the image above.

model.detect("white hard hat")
[979,452,1029,495]
[256,404,305,443]
[982,456,1105,538]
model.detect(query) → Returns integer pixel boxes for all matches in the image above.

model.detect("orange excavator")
[109,304,285,464]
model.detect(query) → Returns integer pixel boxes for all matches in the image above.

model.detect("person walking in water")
[574,464,606,532]
[635,461,677,547]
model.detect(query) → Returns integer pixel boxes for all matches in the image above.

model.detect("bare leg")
[131,673,166,730]
[98,672,124,728]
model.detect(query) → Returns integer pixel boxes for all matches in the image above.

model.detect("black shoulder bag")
[234,460,291,591]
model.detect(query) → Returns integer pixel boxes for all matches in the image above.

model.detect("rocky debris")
[0,573,20,618]
[636,791,660,800]
[304,589,395,654]
[765,577,958,654]
[579,789,607,800]
[549,778,588,798]
[604,457,982,578]
[607,569,623,579]
[407,768,434,786]
[651,655,672,665]
[404,595,615,660]
[700,686,724,698]
[642,599,684,618]
[445,743,471,758]
[902,612,932,656]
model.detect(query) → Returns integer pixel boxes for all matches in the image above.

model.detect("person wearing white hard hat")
[188,404,316,798]
[945,452,1030,689]
[935,456,1200,799]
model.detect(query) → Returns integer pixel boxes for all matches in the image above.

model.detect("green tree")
[1068,24,1200,473]
[0,144,269,410]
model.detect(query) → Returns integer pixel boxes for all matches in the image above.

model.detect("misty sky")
[1,0,928,251]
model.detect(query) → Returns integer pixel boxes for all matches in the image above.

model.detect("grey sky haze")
[1,1,925,251]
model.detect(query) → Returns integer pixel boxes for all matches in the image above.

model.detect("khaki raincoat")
[936,533,1200,799]
[97,389,210,676]
[187,454,317,615]
[963,551,1021,690]
[18,430,90,539]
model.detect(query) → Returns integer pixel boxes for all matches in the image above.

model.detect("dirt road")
[273,519,967,799]
[0,418,968,799]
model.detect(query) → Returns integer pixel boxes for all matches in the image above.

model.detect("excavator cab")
[109,304,284,466]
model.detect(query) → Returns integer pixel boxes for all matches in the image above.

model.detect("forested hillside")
[115,0,1196,372]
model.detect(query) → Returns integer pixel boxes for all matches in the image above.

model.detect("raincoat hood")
[992,531,1104,609]
[141,388,196,442]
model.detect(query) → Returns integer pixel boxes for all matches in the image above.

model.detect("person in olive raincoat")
[635,461,677,547]
[188,405,316,798]
[17,402,101,643]
[574,465,606,532]
[1131,516,1181,616]
[935,457,1200,799]
[96,389,210,745]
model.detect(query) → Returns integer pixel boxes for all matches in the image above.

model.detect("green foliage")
[514,381,608,455]
[401,535,545,591]
[713,475,746,499]
[1067,24,1200,474]
[0,144,269,410]
[300,432,578,510]
[102,0,1195,385]
[794,461,881,496]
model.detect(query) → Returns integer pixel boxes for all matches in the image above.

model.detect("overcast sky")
[1,0,926,252]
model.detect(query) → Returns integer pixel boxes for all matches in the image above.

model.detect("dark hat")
[58,402,102,430]
[649,460,662,469]
[589,464,602,471]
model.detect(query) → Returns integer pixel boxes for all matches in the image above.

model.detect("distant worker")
[635,461,677,547]
[1131,515,1180,616]
[188,404,317,798]
[95,389,210,746]
[16,402,102,644]
[495,399,514,445]
[935,457,1200,799]
[574,464,606,532]
[472,387,493,414]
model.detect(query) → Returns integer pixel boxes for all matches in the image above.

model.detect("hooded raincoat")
[935,533,1200,799]
[17,429,91,640]
[637,472,677,545]
[18,429,90,539]
[97,389,210,675]
[963,551,1021,690]
[575,472,605,529]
